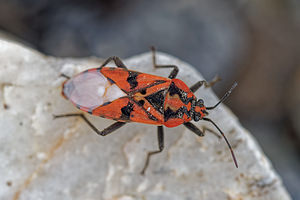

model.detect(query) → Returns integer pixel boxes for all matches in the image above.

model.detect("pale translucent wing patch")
[63,69,127,110]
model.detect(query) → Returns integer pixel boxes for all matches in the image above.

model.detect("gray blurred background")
[0,0,299,198]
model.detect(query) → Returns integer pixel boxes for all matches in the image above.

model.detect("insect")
[54,47,238,174]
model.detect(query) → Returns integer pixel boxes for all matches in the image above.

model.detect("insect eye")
[178,112,183,118]
[197,99,204,105]
[194,114,200,121]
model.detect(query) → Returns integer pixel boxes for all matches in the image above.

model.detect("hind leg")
[53,113,126,136]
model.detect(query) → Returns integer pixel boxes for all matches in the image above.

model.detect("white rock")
[0,39,291,200]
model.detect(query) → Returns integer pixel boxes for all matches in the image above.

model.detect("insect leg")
[60,74,71,79]
[183,122,221,138]
[151,46,179,79]
[99,56,128,69]
[141,126,164,175]
[183,122,204,136]
[201,126,222,139]
[53,113,126,136]
[189,76,221,92]
[97,121,126,136]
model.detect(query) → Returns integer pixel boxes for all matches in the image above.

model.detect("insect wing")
[100,67,170,93]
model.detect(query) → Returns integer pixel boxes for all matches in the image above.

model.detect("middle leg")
[140,126,164,175]
[151,47,179,79]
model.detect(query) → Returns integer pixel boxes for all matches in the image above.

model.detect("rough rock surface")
[0,39,291,200]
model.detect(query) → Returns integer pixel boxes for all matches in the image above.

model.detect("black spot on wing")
[127,71,139,89]
[145,89,166,114]
[137,100,145,106]
[140,89,147,95]
[120,102,134,120]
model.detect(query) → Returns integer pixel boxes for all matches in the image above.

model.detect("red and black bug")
[54,47,238,174]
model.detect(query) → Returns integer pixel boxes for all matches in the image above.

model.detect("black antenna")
[206,82,237,110]
[203,117,238,168]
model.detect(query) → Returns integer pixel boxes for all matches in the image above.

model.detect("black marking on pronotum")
[164,106,194,122]
[127,71,139,89]
[120,102,134,120]
[145,89,167,114]
[168,82,194,104]
[168,82,183,97]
